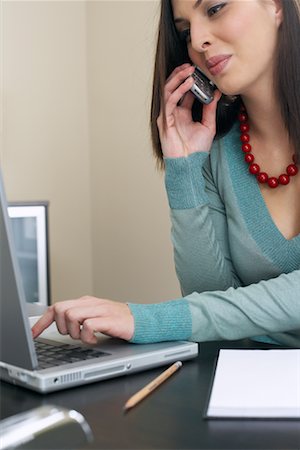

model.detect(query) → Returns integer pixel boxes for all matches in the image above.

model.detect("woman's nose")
[190,24,211,53]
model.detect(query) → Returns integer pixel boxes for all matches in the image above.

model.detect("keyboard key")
[34,341,109,369]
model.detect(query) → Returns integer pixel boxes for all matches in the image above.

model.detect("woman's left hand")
[31,296,135,344]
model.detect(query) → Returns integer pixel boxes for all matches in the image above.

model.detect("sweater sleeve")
[128,269,300,345]
[165,151,242,295]
[185,268,300,343]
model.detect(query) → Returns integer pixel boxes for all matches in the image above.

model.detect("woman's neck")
[241,95,293,158]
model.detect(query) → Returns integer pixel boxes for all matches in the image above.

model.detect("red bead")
[238,112,248,122]
[239,108,298,189]
[268,177,279,188]
[240,133,250,143]
[249,163,260,175]
[245,153,255,163]
[257,172,268,183]
[278,174,290,185]
[240,123,250,133]
[242,143,252,153]
[286,164,299,176]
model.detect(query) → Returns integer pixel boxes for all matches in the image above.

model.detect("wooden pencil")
[124,361,183,411]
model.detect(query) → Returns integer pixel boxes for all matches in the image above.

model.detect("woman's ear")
[273,0,283,27]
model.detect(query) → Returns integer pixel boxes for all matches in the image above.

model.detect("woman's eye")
[208,2,226,17]
[178,28,191,43]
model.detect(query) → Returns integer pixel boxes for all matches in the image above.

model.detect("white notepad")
[206,349,300,419]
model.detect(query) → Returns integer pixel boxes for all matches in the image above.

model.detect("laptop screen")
[8,202,50,305]
[0,170,38,370]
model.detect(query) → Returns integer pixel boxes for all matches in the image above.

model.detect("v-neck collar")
[223,122,300,273]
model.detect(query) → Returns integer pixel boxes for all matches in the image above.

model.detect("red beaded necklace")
[238,109,299,188]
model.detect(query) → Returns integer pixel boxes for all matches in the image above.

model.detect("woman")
[32,0,300,347]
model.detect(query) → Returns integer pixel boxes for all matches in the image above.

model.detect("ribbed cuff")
[164,152,209,209]
[127,299,192,344]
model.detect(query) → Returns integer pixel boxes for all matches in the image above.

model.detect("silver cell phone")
[190,66,216,104]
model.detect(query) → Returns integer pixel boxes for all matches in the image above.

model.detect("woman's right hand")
[157,64,221,158]
[31,296,134,344]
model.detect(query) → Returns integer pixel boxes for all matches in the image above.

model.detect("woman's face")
[171,0,282,97]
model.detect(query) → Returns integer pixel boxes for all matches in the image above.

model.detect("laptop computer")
[0,170,198,393]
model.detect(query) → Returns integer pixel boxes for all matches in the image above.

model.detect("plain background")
[0,0,181,304]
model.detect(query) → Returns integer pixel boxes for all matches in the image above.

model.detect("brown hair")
[150,0,300,169]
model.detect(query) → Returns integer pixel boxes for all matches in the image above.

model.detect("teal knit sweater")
[128,122,300,347]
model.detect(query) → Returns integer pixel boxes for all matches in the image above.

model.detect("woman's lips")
[206,55,231,76]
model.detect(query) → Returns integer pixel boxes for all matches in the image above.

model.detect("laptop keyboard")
[35,340,109,369]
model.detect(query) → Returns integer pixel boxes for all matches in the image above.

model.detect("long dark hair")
[150,0,300,169]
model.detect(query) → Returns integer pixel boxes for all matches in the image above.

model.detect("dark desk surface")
[1,339,300,450]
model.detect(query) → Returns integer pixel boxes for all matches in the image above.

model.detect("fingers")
[31,298,95,339]
[179,90,195,110]
[164,65,194,104]
[31,306,55,338]
[201,89,222,132]
[64,305,106,340]
[165,77,194,121]
[32,304,100,344]
[158,64,199,136]
[80,318,106,344]
[31,297,134,344]
[165,63,192,84]
[52,299,84,336]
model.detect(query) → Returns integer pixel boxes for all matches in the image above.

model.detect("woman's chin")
[214,81,240,98]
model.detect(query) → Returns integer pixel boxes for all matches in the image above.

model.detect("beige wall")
[1,0,180,304]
